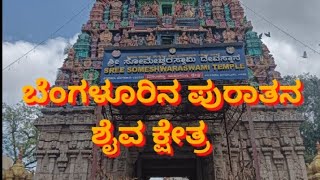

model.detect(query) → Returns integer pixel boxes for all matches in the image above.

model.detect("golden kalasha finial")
[2,148,34,180]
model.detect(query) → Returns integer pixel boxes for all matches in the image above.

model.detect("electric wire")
[239,0,320,55]
[3,0,94,71]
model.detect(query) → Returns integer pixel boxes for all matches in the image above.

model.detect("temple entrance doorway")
[133,139,213,180]
[136,157,196,180]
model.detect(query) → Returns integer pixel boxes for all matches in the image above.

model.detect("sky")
[3,0,320,105]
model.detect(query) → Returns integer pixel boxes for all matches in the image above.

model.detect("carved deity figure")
[56,70,67,82]
[269,70,281,80]
[267,56,276,67]
[262,44,270,53]
[235,27,245,41]
[205,30,215,43]
[198,6,205,18]
[184,3,194,17]
[212,0,224,20]
[87,71,97,85]
[222,27,236,43]
[178,32,190,44]
[214,32,222,43]
[125,36,132,46]
[246,56,254,67]
[98,29,113,57]
[138,36,146,46]
[129,5,136,14]
[253,60,268,77]
[99,29,113,45]
[131,35,138,46]
[151,1,159,16]
[113,33,121,46]
[142,3,151,16]
[110,0,122,21]
[111,0,122,10]
[190,34,200,44]
[146,33,156,46]
[68,48,75,61]
[175,0,183,16]
[120,34,127,47]
[212,0,223,7]
[100,0,109,4]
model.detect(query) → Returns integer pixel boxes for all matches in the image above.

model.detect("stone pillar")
[295,146,308,180]
[261,147,274,180]
[47,150,59,180]
[81,150,92,180]
[34,151,46,180]
[230,148,239,177]
[67,150,79,180]
[273,152,286,180]
[213,129,226,180]
[282,146,295,180]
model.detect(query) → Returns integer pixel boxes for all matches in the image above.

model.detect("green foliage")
[282,73,320,163]
[2,101,41,169]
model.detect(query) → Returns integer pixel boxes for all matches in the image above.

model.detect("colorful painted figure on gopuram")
[32,0,309,179]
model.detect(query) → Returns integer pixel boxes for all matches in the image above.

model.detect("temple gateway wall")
[33,106,307,180]
[33,0,308,179]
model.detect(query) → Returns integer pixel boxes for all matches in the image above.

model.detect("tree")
[282,73,320,163]
[2,101,41,169]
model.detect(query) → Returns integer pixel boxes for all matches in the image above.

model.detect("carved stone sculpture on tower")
[214,32,222,43]
[131,35,138,46]
[120,32,132,47]
[222,27,236,43]
[229,0,244,22]
[204,30,215,43]
[178,32,190,44]
[74,32,91,59]
[253,60,268,83]
[235,27,245,42]
[184,3,195,18]
[204,2,212,18]
[151,1,159,16]
[198,6,205,18]
[212,0,223,7]
[269,70,282,80]
[175,0,183,16]
[98,29,113,58]
[110,0,122,21]
[68,47,75,61]
[90,2,104,21]
[190,34,200,44]
[146,32,156,46]
[142,3,151,16]
[212,0,224,20]
[113,33,121,46]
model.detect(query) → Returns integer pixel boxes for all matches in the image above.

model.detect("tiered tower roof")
[55,0,282,106]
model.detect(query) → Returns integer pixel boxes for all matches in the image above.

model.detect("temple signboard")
[100,44,248,83]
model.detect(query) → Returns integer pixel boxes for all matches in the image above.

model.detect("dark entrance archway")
[137,157,197,180]
[133,139,213,180]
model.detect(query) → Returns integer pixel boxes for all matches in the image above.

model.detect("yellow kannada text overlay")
[22,78,304,111]
[91,119,213,158]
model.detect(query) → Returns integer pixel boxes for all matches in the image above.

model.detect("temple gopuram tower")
[34,0,308,179]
